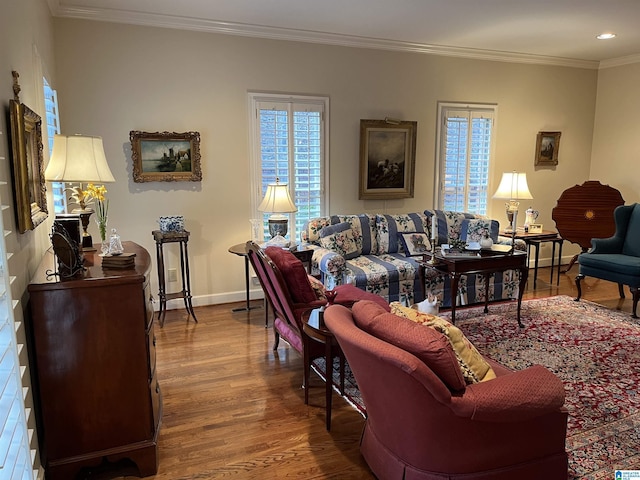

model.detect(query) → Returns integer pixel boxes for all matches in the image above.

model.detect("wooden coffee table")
[421,249,529,327]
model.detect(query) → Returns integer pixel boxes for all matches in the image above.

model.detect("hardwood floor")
[122,266,634,480]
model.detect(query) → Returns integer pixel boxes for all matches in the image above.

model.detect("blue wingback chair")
[575,203,640,318]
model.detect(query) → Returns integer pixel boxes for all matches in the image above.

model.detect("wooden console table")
[27,242,161,479]
[501,230,563,288]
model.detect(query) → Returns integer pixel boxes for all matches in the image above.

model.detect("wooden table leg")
[325,340,333,431]
[449,273,460,324]
[517,266,528,327]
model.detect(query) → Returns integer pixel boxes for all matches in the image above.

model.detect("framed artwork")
[359,119,417,200]
[8,71,48,233]
[130,130,202,182]
[535,131,561,166]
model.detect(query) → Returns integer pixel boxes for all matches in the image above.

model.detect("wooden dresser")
[27,241,161,479]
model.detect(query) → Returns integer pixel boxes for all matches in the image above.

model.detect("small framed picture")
[528,224,543,233]
[130,130,202,182]
[535,131,561,166]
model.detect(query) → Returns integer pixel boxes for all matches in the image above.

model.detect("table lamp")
[258,178,297,238]
[45,134,115,250]
[492,171,533,232]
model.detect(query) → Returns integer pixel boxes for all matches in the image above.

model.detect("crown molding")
[49,2,601,70]
[599,54,640,69]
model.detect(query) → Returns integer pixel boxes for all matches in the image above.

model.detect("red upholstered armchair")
[245,242,389,385]
[324,302,569,480]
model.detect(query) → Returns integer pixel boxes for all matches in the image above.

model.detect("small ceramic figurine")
[480,233,494,249]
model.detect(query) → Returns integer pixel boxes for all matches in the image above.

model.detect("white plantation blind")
[437,104,495,215]
[43,78,65,214]
[250,94,328,241]
[0,185,33,480]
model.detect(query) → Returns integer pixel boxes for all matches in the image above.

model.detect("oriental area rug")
[312,295,640,480]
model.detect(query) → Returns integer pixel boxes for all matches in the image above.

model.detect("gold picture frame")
[131,130,202,183]
[359,119,417,200]
[8,71,48,233]
[535,131,561,166]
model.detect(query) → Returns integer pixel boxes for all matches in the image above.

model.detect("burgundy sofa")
[324,301,569,480]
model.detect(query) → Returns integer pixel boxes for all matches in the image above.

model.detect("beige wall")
[51,18,600,305]
[591,62,640,203]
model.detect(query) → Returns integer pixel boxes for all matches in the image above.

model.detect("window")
[249,93,329,241]
[43,78,66,214]
[435,103,496,215]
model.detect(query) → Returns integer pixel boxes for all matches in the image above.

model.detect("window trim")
[247,92,330,240]
[434,102,498,214]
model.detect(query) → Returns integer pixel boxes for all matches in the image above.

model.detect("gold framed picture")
[130,130,202,183]
[8,71,48,233]
[359,119,417,200]
[535,131,561,166]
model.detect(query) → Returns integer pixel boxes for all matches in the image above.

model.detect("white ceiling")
[48,0,640,68]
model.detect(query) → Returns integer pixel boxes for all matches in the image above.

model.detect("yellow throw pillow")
[390,302,496,384]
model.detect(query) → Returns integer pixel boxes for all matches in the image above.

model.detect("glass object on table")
[108,228,124,255]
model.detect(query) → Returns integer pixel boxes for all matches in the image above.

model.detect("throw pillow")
[308,274,327,301]
[352,300,466,391]
[319,222,362,260]
[398,232,432,256]
[460,218,500,243]
[390,303,496,384]
[264,247,317,304]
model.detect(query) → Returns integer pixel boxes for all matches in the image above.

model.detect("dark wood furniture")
[302,308,345,431]
[228,242,265,313]
[153,230,197,326]
[552,181,624,272]
[27,242,161,480]
[501,230,563,288]
[422,249,528,326]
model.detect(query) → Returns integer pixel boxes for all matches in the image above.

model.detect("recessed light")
[596,33,616,40]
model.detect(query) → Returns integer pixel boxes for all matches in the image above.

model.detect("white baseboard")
[157,288,265,311]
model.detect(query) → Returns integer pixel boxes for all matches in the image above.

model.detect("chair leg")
[631,287,639,319]
[618,283,626,299]
[574,274,585,301]
[272,330,280,351]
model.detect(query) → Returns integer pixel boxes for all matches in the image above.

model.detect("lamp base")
[268,218,288,238]
[72,208,96,251]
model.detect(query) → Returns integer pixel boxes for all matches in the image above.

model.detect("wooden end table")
[501,230,563,288]
[153,230,197,327]
[302,308,345,431]
[421,248,528,327]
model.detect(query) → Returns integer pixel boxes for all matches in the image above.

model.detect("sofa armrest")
[306,245,346,285]
[590,236,624,254]
[449,365,565,422]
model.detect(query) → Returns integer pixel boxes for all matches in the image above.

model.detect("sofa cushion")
[301,216,332,244]
[332,214,377,255]
[460,218,500,243]
[390,303,496,384]
[308,274,327,301]
[429,210,484,245]
[265,246,317,304]
[319,222,362,259]
[376,213,430,254]
[352,300,466,391]
[398,232,432,256]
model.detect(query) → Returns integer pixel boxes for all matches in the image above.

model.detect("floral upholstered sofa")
[300,210,525,307]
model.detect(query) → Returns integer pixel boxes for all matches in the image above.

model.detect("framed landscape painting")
[131,130,202,182]
[359,119,417,200]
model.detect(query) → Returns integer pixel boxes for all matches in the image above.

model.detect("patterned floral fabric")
[300,210,525,304]
[376,212,430,254]
[459,218,500,242]
[319,222,361,259]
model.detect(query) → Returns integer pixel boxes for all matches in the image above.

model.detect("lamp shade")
[45,134,115,183]
[258,179,297,213]
[492,172,533,200]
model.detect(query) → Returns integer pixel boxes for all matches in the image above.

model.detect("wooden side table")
[228,243,264,313]
[302,308,345,431]
[501,230,564,288]
[153,230,197,327]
